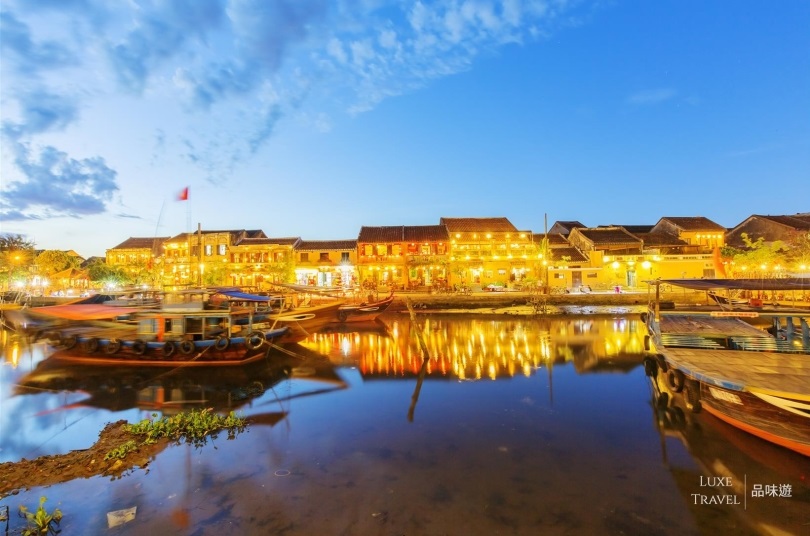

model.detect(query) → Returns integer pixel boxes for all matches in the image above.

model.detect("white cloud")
[626,88,678,105]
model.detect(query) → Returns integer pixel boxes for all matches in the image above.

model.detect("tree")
[87,260,131,288]
[35,250,81,277]
[728,233,790,278]
[785,231,810,272]
[0,233,36,289]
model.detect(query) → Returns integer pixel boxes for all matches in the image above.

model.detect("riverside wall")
[386,289,709,313]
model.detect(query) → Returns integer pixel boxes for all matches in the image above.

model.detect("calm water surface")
[1,314,808,535]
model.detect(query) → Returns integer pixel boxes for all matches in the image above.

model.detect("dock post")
[785,316,794,341]
[801,317,809,346]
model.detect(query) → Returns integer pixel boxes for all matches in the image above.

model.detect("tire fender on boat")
[214,336,230,351]
[86,338,100,353]
[132,339,147,355]
[643,335,651,352]
[47,332,62,346]
[163,341,177,357]
[63,335,78,350]
[667,369,685,393]
[179,340,195,355]
[643,357,658,377]
[337,310,349,322]
[104,339,122,354]
[246,333,264,350]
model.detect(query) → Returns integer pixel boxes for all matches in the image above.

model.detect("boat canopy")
[653,278,810,291]
[212,289,276,302]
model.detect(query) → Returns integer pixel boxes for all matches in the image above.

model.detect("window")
[341,252,350,262]
[218,244,226,255]
[392,244,401,256]
[319,252,330,262]
[300,253,309,262]
[205,244,212,256]
[376,244,387,256]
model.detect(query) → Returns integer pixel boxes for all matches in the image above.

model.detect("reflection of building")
[301,317,647,382]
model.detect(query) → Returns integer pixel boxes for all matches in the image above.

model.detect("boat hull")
[43,327,289,367]
[337,294,395,323]
[698,383,810,457]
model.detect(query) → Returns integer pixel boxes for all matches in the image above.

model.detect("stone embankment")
[385,289,708,315]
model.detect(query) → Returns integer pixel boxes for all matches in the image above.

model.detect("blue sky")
[1,0,808,258]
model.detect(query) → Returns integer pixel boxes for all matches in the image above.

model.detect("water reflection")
[301,315,645,380]
[0,316,808,535]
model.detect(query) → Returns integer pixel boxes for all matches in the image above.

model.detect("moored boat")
[336,292,395,322]
[643,279,810,457]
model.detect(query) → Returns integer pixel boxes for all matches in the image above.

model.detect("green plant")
[18,496,62,536]
[104,440,138,461]
[124,408,247,448]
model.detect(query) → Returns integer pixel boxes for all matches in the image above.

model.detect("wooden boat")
[212,288,348,340]
[642,279,810,457]
[37,289,290,365]
[707,290,750,309]
[336,292,395,322]
[644,357,810,534]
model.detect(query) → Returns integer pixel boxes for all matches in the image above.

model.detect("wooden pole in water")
[406,298,431,422]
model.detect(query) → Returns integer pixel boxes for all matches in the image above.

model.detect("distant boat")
[336,292,395,322]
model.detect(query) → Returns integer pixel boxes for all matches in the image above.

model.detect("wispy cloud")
[626,88,678,105]
[1,0,585,219]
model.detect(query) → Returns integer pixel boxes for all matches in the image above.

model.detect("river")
[1,313,808,535]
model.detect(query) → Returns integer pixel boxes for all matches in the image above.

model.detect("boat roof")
[28,304,142,321]
[655,278,810,291]
[212,288,277,302]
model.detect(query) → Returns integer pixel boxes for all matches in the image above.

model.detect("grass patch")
[105,408,247,460]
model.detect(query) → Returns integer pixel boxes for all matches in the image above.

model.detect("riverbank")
[384,288,708,315]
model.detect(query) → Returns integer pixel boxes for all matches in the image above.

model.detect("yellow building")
[441,217,535,288]
[356,225,450,290]
[294,240,357,288]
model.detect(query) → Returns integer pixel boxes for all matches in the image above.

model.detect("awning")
[653,278,810,291]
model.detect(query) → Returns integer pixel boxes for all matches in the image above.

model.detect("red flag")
[177,187,189,201]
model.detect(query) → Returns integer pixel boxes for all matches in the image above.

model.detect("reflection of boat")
[16,344,347,414]
[16,354,295,414]
[644,356,810,535]
[336,292,395,323]
[644,280,810,457]
[317,318,392,336]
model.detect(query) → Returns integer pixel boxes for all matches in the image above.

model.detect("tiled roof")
[532,233,570,246]
[548,247,588,263]
[404,225,450,243]
[109,237,169,250]
[658,217,725,231]
[439,217,518,233]
[609,225,654,234]
[165,229,268,243]
[752,215,810,230]
[551,221,586,232]
[575,227,642,245]
[635,232,688,247]
[243,237,301,246]
[358,225,449,243]
[296,240,357,251]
